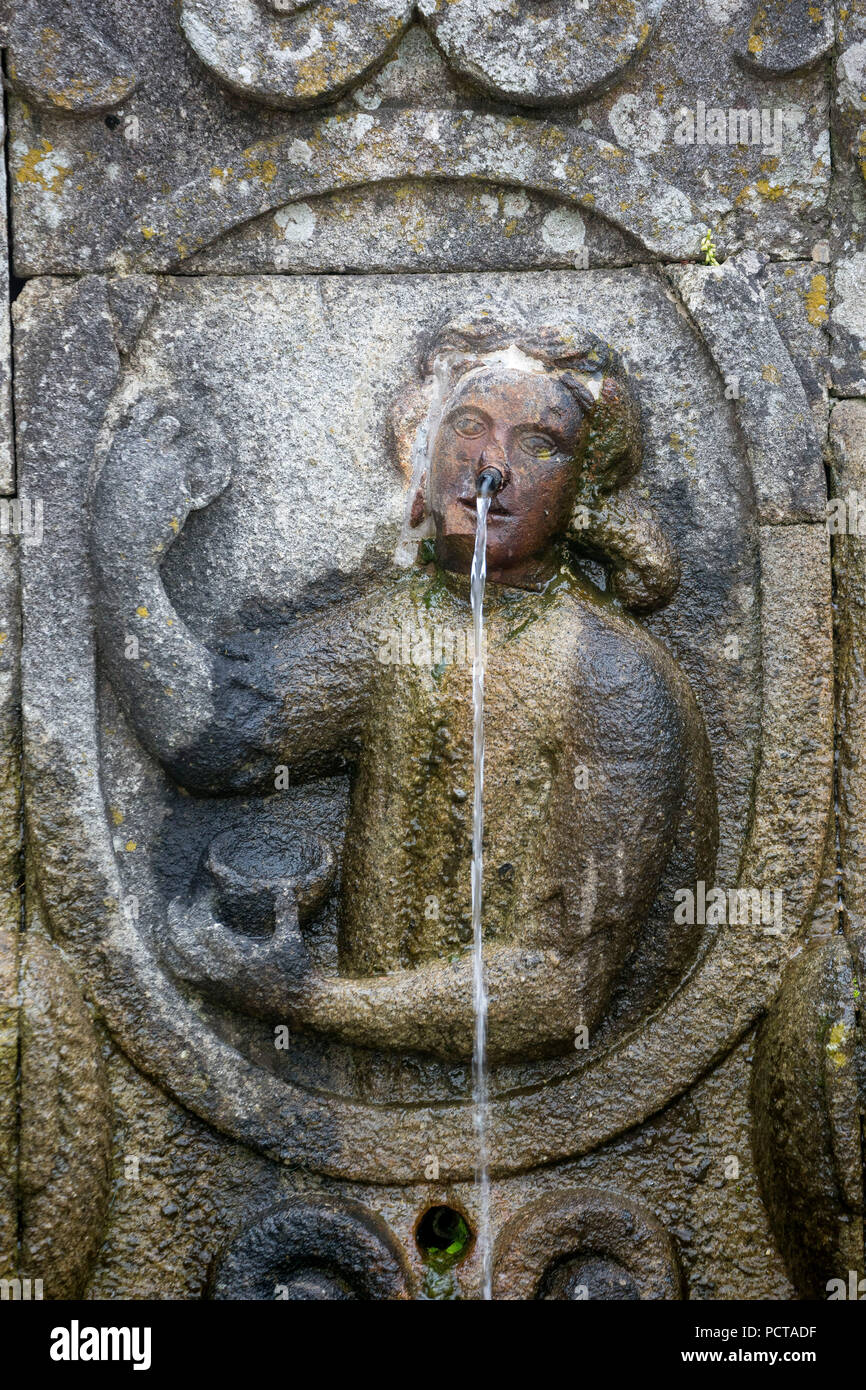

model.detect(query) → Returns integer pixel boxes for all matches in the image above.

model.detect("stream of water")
[470,491,492,1301]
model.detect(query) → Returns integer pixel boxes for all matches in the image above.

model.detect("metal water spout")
[476,466,504,498]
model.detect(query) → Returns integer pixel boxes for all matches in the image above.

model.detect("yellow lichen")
[15,140,71,193]
[755,178,784,200]
[826,1022,849,1068]
[805,273,828,325]
[243,154,278,186]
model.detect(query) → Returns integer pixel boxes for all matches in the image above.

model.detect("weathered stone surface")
[0,545,18,897]
[0,541,19,1284]
[829,0,866,393]
[0,911,15,1284]
[737,523,833,908]
[734,0,835,76]
[7,2,831,274]
[14,267,833,1199]
[211,1196,414,1299]
[830,250,866,396]
[7,0,137,115]
[179,0,414,111]
[0,936,14,1285]
[18,924,113,1298]
[760,258,831,437]
[667,255,826,522]
[189,180,648,275]
[830,0,866,246]
[81,1027,790,1300]
[492,1187,682,1300]
[752,936,863,1300]
[831,400,866,986]
[416,0,664,108]
[0,104,13,496]
[3,0,860,1308]
[116,108,712,270]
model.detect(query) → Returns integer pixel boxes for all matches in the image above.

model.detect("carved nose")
[477,444,508,493]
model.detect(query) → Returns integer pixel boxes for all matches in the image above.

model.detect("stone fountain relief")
[1,0,863,1301]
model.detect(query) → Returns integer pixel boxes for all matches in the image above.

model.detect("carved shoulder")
[568,602,701,770]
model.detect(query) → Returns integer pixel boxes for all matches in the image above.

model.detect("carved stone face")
[427,364,587,584]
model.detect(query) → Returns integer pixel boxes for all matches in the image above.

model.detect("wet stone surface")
[1,0,863,1304]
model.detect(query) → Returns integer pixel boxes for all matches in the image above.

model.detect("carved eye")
[520,432,559,460]
[451,411,486,439]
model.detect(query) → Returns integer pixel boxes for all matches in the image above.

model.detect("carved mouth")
[458,496,511,518]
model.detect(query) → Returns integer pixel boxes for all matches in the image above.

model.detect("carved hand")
[156,885,322,1019]
[92,394,232,565]
[89,394,236,780]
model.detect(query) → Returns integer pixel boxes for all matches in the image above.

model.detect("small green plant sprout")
[416,1205,472,1262]
[701,230,719,266]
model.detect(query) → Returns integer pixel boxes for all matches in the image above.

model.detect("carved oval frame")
[19,117,832,1184]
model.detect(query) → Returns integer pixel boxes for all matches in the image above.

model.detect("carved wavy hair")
[409,315,680,612]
